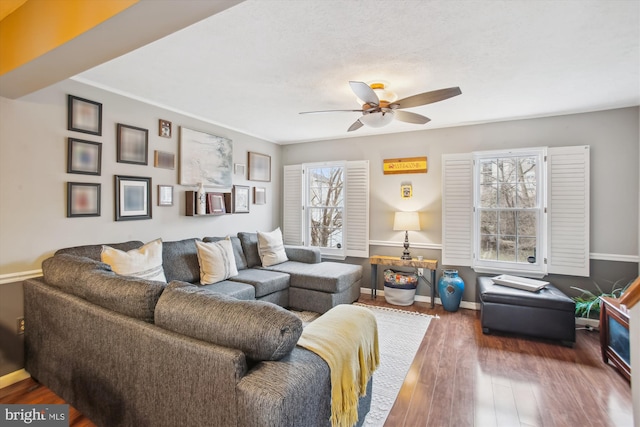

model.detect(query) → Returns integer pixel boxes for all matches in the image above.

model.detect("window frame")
[303,161,346,258]
[472,148,547,276]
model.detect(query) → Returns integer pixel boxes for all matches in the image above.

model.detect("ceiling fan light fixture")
[359,110,395,128]
[355,82,397,105]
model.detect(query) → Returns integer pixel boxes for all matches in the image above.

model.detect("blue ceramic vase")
[438,270,465,312]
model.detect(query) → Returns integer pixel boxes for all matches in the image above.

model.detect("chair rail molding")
[0,269,43,285]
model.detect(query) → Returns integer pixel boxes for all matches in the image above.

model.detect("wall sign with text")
[383,157,428,174]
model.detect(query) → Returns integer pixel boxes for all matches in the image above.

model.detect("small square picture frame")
[154,150,175,170]
[159,119,172,138]
[67,138,102,175]
[117,123,148,165]
[254,186,266,205]
[158,185,174,206]
[115,175,152,221]
[401,184,413,199]
[67,182,101,217]
[234,163,246,176]
[68,95,102,136]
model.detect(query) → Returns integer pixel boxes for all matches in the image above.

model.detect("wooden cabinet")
[185,191,231,216]
[599,296,630,381]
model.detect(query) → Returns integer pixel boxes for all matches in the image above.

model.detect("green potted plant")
[570,279,631,329]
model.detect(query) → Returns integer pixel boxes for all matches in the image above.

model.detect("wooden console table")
[369,255,438,308]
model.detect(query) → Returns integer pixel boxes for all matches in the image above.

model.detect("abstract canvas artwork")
[179,127,232,187]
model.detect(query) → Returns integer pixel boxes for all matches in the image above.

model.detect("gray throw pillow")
[155,282,302,361]
[237,232,261,268]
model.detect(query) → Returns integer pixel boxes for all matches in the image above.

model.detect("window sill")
[472,266,546,279]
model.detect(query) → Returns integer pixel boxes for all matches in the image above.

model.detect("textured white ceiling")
[75,0,640,144]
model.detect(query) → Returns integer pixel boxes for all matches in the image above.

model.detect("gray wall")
[283,107,640,301]
[0,79,282,377]
[0,79,282,273]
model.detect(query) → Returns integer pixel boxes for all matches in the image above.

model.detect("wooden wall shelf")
[185,190,231,216]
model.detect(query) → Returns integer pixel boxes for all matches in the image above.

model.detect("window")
[283,161,369,259]
[306,163,345,257]
[442,146,589,278]
[474,149,544,275]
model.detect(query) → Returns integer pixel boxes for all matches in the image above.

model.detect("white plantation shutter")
[442,153,473,267]
[282,164,303,245]
[345,160,369,257]
[547,145,590,276]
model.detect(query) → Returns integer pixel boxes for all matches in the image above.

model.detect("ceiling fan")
[300,81,462,132]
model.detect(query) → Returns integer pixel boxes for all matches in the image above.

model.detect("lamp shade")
[359,111,395,128]
[393,211,420,231]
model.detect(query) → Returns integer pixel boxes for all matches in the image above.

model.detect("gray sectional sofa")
[24,233,369,427]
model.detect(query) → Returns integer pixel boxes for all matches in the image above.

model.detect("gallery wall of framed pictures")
[64,93,271,222]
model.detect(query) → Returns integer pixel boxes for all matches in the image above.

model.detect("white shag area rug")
[292,304,434,427]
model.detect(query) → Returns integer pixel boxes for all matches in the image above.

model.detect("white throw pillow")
[101,238,167,282]
[257,228,288,267]
[195,239,239,285]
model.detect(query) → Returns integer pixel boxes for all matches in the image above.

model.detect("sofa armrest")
[284,245,321,264]
[237,348,331,427]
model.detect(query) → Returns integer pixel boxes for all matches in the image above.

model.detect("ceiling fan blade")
[349,81,379,106]
[394,111,431,125]
[299,109,363,114]
[392,87,462,109]
[347,119,364,132]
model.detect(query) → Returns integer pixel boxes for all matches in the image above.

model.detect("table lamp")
[393,211,420,260]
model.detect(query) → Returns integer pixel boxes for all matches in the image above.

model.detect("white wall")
[633,135,639,425]
[0,79,281,274]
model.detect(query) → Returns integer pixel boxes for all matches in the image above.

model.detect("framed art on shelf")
[154,150,175,169]
[233,185,250,213]
[159,119,172,138]
[254,186,266,205]
[248,152,271,182]
[206,192,226,215]
[115,175,152,221]
[67,182,100,217]
[117,124,148,165]
[158,185,173,206]
[68,95,102,136]
[67,138,102,175]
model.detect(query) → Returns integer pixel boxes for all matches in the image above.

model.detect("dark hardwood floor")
[1,296,633,427]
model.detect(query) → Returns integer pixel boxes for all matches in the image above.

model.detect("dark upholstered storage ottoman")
[478,276,576,346]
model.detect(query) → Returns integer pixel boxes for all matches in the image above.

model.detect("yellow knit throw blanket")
[297,304,380,427]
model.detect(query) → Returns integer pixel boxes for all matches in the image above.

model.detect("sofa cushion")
[42,254,165,322]
[42,254,112,299]
[55,240,144,261]
[257,228,288,267]
[229,269,290,298]
[266,261,362,293]
[101,239,167,282]
[195,239,238,284]
[199,281,256,300]
[203,236,248,270]
[237,232,261,268]
[162,238,201,283]
[155,282,302,361]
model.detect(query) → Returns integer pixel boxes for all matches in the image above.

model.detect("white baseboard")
[359,287,480,310]
[575,317,600,330]
[0,369,30,389]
